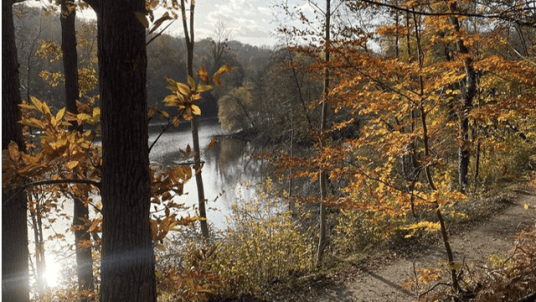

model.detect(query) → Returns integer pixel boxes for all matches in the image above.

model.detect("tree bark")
[317,0,331,268]
[93,0,156,300]
[2,0,30,301]
[448,1,476,193]
[60,0,94,298]
[181,0,209,239]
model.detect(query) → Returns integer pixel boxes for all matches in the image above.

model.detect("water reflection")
[148,120,268,230]
[32,120,265,292]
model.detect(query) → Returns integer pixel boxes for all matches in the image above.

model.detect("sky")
[185,0,281,47]
[77,0,298,47]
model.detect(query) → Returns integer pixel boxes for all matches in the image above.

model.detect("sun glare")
[44,258,60,288]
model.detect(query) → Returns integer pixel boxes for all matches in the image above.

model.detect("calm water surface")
[148,120,269,230]
[35,121,267,289]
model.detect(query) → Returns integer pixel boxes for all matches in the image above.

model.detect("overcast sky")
[77,0,293,47]
[186,0,280,47]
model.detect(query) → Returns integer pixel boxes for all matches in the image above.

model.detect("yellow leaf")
[19,103,36,110]
[187,75,195,89]
[41,101,51,115]
[92,106,100,118]
[78,113,92,121]
[524,203,529,210]
[30,96,43,112]
[176,82,191,96]
[197,84,213,93]
[65,161,79,170]
[191,105,201,115]
[163,94,178,106]
[56,107,66,122]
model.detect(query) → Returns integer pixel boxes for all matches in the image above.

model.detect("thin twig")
[3,179,101,205]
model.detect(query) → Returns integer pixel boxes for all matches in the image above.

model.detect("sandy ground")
[312,188,536,302]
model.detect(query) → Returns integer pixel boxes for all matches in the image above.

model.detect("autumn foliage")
[3,0,536,301]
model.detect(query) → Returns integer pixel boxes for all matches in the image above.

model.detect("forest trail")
[314,187,536,302]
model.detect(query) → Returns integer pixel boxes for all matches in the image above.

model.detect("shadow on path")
[363,269,413,297]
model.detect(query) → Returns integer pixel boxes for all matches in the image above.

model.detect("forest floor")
[269,184,536,302]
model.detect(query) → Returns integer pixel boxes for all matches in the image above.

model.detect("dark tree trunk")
[90,0,156,300]
[180,0,209,239]
[2,0,30,301]
[449,2,476,193]
[60,0,94,298]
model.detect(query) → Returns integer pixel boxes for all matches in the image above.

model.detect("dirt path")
[315,188,536,302]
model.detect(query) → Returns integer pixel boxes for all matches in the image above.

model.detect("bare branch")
[3,179,101,205]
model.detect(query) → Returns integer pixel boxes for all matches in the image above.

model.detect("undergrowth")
[156,178,316,301]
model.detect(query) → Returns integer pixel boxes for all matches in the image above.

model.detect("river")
[148,119,269,230]
[33,120,268,290]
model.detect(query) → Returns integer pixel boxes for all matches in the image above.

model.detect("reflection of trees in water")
[206,138,271,202]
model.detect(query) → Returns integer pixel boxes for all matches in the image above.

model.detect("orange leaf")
[8,141,20,162]
[207,138,217,150]
[198,66,209,83]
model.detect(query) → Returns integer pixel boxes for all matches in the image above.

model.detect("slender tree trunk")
[398,11,418,217]
[449,1,476,193]
[474,140,480,184]
[181,0,209,239]
[60,1,94,298]
[2,0,30,300]
[29,197,45,295]
[91,0,156,300]
[191,117,210,238]
[317,0,331,268]
[414,11,459,292]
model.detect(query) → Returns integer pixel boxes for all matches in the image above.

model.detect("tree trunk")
[317,0,331,268]
[2,0,30,301]
[60,0,94,298]
[191,116,210,238]
[181,0,209,239]
[93,0,156,300]
[414,14,459,291]
[449,2,476,193]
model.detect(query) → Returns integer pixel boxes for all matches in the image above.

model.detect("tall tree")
[317,0,331,268]
[447,1,477,193]
[60,0,94,298]
[2,0,30,301]
[180,0,210,239]
[83,0,156,300]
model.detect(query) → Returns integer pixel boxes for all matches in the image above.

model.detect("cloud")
[199,0,275,43]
